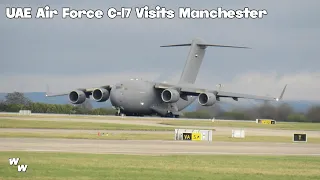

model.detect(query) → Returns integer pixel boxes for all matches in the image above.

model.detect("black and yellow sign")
[182,132,202,141]
[262,120,271,124]
[182,133,192,140]
[258,119,276,125]
[293,134,307,142]
[192,133,201,141]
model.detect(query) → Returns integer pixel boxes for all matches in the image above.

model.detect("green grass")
[0,114,163,121]
[1,132,320,143]
[0,132,173,140]
[2,114,320,131]
[160,120,320,130]
[0,119,174,131]
[1,151,320,180]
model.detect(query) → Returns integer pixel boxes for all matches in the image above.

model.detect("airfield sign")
[256,119,276,124]
[293,133,307,142]
[182,133,192,140]
[192,133,201,141]
[175,129,212,142]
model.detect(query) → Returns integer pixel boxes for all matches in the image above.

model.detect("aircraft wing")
[45,85,112,97]
[154,83,287,101]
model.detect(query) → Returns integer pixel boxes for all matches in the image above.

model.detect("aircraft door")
[113,83,125,105]
[118,88,124,103]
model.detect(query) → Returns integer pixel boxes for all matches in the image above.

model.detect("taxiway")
[2,138,320,155]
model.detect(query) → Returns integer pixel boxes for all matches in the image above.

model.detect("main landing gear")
[114,109,143,117]
[164,112,179,118]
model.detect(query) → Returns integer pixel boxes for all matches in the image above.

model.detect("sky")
[1,0,320,101]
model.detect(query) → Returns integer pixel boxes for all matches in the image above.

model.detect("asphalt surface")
[2,116,320,137]
[2,138,320,155]
[1,115,320,156]
[1,127,320,137]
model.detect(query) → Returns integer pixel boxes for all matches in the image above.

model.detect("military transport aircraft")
[46,38,287,118]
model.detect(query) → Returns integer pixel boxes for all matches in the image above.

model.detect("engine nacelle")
[68,90,86,104]
[198,92,217,106]
[161,88,180,103]
[92,88,110,102]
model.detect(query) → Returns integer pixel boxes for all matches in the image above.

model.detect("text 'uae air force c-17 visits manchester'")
[46,38,287,118]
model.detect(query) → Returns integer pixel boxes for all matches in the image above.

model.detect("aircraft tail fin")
[161,38,250,84]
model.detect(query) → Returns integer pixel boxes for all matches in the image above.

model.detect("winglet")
[276,84,287,101]
[45,84,50,97]
[45,84,69,97]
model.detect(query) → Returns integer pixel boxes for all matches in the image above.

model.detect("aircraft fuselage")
[109,79,195,116]
[110,80,156,115]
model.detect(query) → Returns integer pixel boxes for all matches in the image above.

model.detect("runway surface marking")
[1,126,320,137]
[2,138,320,155]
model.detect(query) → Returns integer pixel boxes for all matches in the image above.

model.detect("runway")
[3,116,320,137]
[1,114,320,156]
[1,127,320,137]
[2,138,320,156]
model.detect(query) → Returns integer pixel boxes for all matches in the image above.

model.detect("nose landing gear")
[114,107,125,116]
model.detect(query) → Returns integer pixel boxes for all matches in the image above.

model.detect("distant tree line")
[0,92,319,122]
[194,101,320,123]
[0,92,117,115]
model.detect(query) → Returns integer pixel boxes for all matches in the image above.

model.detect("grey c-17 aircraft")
[46,38,287,118]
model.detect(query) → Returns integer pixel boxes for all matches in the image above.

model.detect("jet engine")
[68,90,86,104]
[198,92,217,106]
[92,88,110,102]
[161,88,180,103]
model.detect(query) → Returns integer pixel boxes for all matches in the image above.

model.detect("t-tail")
[160,38,250,112]
[160,38,250,84]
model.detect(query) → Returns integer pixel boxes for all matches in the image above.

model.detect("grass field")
[1,151,320,180]
[0,132,173,140]
[0,114,164,121]
[1,132,320,143]
[160,120,320,131]
[0,119,174,131]
[1,115,320,131]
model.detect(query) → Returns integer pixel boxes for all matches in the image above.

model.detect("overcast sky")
[1,0,319,101]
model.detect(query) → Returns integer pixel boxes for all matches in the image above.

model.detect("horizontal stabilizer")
[197,44,250,49]
[160,44,191,47]
[160,40,250,49]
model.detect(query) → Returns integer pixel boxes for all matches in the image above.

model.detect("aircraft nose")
[110,88,123,107]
